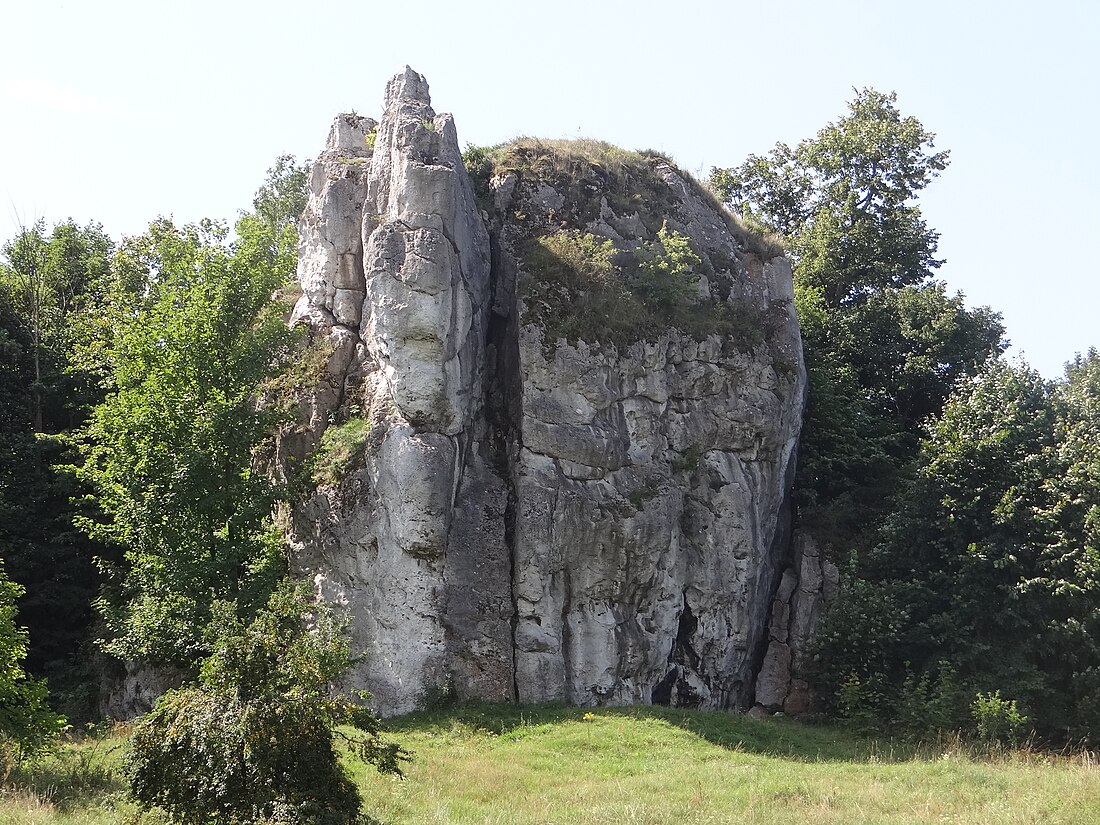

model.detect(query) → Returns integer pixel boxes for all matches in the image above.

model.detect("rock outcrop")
[282,68,807,716]
[753,532,839,714]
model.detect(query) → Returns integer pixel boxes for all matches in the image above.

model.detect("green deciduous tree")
[1,219,113,432]
[252,154,311,238]
[2,221,53,434]
[710,89,1072,740]
[816,357,1100,742]
[79,216,298,667]
[712,89,1005,544]
[712,88,949,306]
[0,219,115,720]
[634,222,702,317]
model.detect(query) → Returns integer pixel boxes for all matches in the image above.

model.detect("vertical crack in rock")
[747,480,794,705]
[283,67,808,716]
[754,531,839,713]
[484,225,524,703]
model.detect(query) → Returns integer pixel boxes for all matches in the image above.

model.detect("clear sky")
[2,0,1095,377]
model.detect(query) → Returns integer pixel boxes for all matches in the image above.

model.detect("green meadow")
[5,703,1098,825]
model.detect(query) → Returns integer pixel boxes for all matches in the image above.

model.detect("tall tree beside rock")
[0,219,113,432]
[714,89,1008,724]
[711,89,1005,544]
[252,153,311,238]
[79,216,297,669]
[712,88,948,305]
[816,356,1100,741]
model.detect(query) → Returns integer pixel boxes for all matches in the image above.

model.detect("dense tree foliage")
[79,217,298,667]
[711,89,948,306]
[0,559,65,763]
[252,153,311,237]
[817,356,1100,740]
[0,220,115,720]
[712,89,1006,544]
[0,157,351,784]
[709,89,1100,742]
[794,278,1006,542]
[0,220,114,431]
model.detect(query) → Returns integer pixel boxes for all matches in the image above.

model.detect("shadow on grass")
[382,701,900,763]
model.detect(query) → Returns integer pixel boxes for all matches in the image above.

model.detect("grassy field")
[3,703,1099,824]
[0,727,136,824]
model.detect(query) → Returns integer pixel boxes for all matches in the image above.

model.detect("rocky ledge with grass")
[280,67,809,716]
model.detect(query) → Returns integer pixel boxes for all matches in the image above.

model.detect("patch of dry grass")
[469,137,784,261]
[0,728,134,825]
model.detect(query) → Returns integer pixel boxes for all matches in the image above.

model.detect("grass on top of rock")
[485,137,666,184]
[465,138,673,231]
[463,137,783,258]
[519,227,765,351]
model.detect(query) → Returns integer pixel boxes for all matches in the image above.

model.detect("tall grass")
[0,727,135,825]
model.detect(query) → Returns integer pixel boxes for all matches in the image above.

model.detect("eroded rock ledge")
[281,67,808,716]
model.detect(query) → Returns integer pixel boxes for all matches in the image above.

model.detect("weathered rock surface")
[754,531,839,713]
[100,661,184,719]
[283,68,807,715]
[285,67,494,715]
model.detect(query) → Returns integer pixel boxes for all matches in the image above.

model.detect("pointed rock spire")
[384,65,431,107]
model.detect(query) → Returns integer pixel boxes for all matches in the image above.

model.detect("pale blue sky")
[2,0,1095,377]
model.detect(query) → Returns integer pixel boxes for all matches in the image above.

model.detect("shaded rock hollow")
[281,68,808,716]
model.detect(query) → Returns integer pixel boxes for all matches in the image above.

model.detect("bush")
[127,581,407,825]
[520,227,756,350]
[520,230,649,347]
[834,672,887,737]
[971,691,1028,745]
[633,223,701,318]
[529,230,617,289]
[895,662,965,737]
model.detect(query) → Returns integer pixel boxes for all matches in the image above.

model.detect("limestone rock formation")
[753,532,839,714]
[282,67,808,716]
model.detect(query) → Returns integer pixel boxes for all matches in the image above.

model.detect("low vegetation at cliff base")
[126,581,407,825]
[0,560,65,768]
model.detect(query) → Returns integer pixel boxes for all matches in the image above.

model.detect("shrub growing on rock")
[633,223,701,319]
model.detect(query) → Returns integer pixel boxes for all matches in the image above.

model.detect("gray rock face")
[754,531,839,713]
[286,68,493,714]
[283,68,807,715]
[100,662,184,719]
